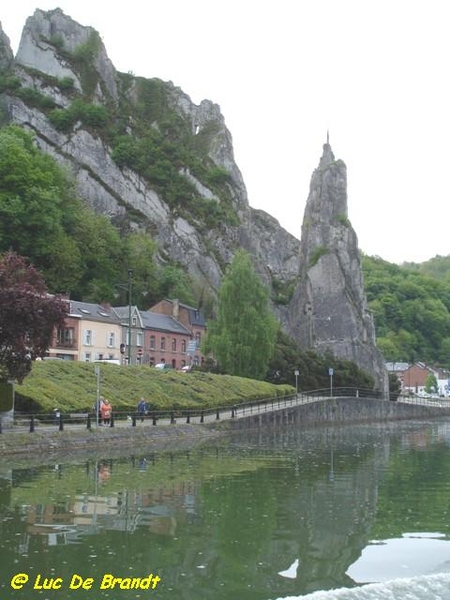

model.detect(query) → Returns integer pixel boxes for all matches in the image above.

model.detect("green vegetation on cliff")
[0,125,194,306]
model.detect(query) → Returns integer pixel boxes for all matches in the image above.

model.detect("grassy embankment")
[15,361,295,413]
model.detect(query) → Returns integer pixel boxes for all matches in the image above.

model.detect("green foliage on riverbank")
[14,361,294,414]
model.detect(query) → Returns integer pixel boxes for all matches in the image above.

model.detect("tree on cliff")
[203,250,277,380]
[0,252,67,383]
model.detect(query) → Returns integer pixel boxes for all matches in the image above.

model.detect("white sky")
[1,1,449,264]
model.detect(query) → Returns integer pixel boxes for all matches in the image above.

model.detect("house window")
[57,327,75,347]
[150,335,155,350]
[84,330,93,346]
[172,338,177,352]
[132,317,137,326]
[108,332,115,347]
[181,339,186,353]
[161,337,166,351]
[84,352,91,362]
[137,331,143,347]
[195,332,201,347]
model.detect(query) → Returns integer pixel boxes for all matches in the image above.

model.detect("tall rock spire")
[290,142,388,393]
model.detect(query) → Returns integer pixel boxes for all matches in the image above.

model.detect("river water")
[1,419,450,600]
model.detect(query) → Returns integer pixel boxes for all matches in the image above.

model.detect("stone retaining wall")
[0,423,223,462]
[223,397,450,430]
[2,398,449,464]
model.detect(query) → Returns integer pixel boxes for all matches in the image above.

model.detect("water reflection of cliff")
[1,421,449,600]
[202,426,393,598]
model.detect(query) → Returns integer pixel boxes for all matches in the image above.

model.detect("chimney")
[172,299,179,320]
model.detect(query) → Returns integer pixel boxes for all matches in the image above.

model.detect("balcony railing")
[55,339,78,349]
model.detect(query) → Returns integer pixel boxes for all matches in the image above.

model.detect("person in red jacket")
[101,398,112,426]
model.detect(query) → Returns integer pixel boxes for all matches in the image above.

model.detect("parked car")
[94,359,121,365]
[154,363,173,370]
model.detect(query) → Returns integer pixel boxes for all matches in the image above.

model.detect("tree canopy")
[266,330,375,390]
[362,255,450,366]
[0,252,67,383]
[0,125,194,307]
[204,250,278,380]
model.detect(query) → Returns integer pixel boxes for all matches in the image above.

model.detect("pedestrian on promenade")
[137,398,148,422]
[101,398,112,426]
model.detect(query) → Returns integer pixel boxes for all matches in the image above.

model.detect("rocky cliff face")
[0,24,13,72]
[0,10,387,387]
[0,8,299,321]
[289,142,388,391]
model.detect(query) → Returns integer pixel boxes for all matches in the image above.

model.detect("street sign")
[187,341,197,355]
[329,367,334,376]
[137,347,143,357]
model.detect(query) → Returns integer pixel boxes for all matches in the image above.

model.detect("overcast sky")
[2,1,449,264]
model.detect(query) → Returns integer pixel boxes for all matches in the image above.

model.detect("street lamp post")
[115,269,133,365]
[127,269,133,366]
[94,365,101,426]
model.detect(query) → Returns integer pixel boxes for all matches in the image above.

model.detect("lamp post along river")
[115,269,133,365]
[127,269,132,365]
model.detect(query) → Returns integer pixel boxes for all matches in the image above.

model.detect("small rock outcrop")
[16,8,118,101]
[290,141,388,392]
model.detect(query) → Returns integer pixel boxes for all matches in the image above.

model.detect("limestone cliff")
[0,23,13,72]
[0,10,387,387]
[0,9,299,324]
[289,142,388,392]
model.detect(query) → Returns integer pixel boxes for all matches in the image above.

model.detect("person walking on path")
[101,398,112,426]
[137,398,148,422]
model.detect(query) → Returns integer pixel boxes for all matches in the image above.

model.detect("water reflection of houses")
[20,478,197,548]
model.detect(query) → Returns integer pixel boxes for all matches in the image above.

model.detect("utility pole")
[127,269,133,366]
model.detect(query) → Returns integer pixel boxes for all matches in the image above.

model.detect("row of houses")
[386,361,450,397]
[46,298,206,369]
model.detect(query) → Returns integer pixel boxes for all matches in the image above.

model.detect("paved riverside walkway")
[6,389,450,434]
[7,393,308,432]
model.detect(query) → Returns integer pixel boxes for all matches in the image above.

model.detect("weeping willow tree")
[204,250,278,379]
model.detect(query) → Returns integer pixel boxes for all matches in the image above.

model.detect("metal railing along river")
[4,388,450,433]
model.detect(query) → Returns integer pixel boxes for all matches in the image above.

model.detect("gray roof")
[112,305,143,327]
[385,362,410,371]
[158,299,206,327]
[67,302,194,335]
[171,301,206,327]
[141,311,191,335]
[184,304,206,327]
[69,301,121,324]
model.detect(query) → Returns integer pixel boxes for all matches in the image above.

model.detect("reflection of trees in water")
[1,422,447,599]
[0,474,12,508]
